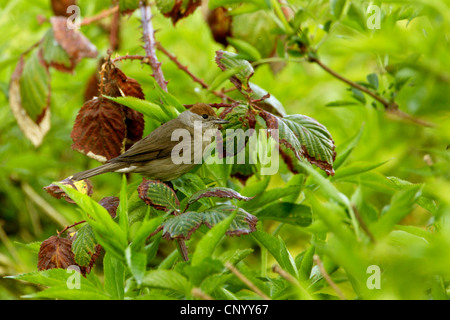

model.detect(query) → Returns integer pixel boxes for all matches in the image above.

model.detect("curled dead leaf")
[44,177,93,204]
[37,236,76,271]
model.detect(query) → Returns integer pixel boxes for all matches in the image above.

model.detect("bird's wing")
[109,118,191,164]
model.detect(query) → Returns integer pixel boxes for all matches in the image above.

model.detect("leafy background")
[0,0,449,300]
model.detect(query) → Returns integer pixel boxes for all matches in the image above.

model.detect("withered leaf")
[44,177,93,204]
[51,0,78,17]
[206,7,232,46]
[50,16,98,68]
[98,196,120,218]
[156,0,202,25]
[37,236,77,271]
[9,52,51,147]
[71,98,127,162]
[102,62,145,99]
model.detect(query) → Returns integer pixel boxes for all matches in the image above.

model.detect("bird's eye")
[202,114,208,119]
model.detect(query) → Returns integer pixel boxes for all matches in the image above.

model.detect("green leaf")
[130,215,166,251]
[277,114,336,176]
[40,28,71,70]
[325,100,359,107]
[59,184,128,261]
[202,205,257,236]
[330,0,347,19]
[9,269,109,300]
[370,185,421,238]
[118,175,129,237]
[138,179,180,213]
[103,252,125,299]
[72,224,97,267]
[227,37,262,61]
[125,246,147,286]
[256,202,312,227]
[105,95,171,123]
[146,76,185,113]
[172,173,207,197]
[215,50,254,94]
[162,212,204,240]
[297,245,315,282]
[209,0,267,10]
[142,269,192,295]
[331,160,389,180]
[249,83,287,116]
[231,9,278,58]
[241,184,303,212]
[251,231,297,277]
[366,73,379,90]
[333,124,364,170]
[18,50,50,123]
[119,0,140,11]
[191,210,237,266]
[188,187,253,205]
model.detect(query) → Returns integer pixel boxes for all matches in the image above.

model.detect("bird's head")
[181,103,229,129]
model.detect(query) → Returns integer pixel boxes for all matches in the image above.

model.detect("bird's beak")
[213,119,230,124]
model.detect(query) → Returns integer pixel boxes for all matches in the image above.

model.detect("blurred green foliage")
[0,0,449,300]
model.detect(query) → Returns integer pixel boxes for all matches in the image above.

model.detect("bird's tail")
[71,162,124,181]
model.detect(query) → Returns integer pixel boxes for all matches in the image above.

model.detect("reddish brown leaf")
[98,196,120,218]
[37,236,77,271]
[159,0,202,25]
[51,0,77,17]
[259,110,279,130]
[50,16,98,68]
[84,71,100,102]
[71,98,127,162]
[206,7,232,46]
[102,62,145,99]
[100,61,145,148]
[122,106,145,149]
[44,177,93,204]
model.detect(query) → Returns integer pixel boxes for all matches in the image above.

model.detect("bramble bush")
[1,0,449,300]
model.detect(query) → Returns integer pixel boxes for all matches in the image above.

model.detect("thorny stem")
[140,2,168,92]
[155,42,236,102]
[57,220,87,236]
[80,5,119,27]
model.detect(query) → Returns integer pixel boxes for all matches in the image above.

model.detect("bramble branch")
[155,42,236,102]
[80,5,119,27]
[140,1,168,91]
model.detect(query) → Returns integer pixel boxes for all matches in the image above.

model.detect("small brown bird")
[71,103,229,182]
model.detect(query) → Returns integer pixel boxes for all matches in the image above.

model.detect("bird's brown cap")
[189,103,217,117]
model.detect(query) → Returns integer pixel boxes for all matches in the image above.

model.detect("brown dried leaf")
[44,177,93,204]
[98,196,120,218]
[50,16,98,67]
[51,0,77,17]
[71,98,127,162]
[37,236,76,271]
[206,7,232,46]
[158,0,202,25]
[102,62,145,99]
